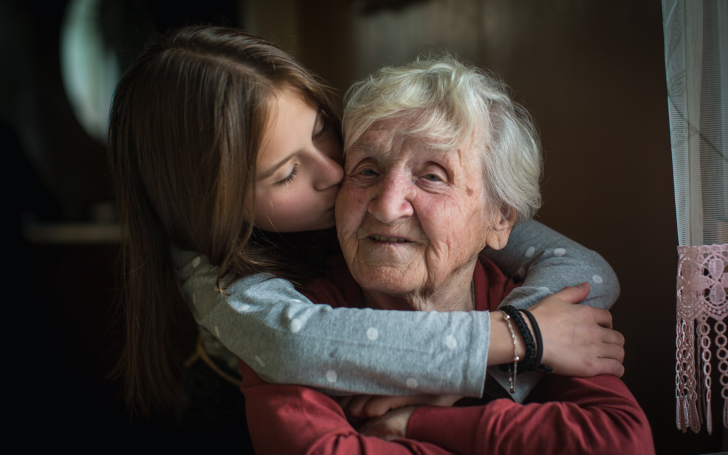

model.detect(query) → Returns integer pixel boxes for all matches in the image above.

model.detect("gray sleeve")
[172,248,490,397]
[481,219,621,403]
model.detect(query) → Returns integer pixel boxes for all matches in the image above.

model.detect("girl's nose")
[314,152,344,191]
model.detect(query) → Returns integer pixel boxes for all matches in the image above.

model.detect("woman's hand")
[529,282,626,377]
[357,405,419,441]
[337,394,462,419]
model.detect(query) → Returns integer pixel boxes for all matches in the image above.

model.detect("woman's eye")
[360,168,378,177]
[423,173,441,182]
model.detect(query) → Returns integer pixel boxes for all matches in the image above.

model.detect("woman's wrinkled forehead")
[350,118,404,154]
[346,111,470,156]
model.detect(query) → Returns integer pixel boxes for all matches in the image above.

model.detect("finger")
[590,307,613,329]
[596,358,625,378]
[601,328,625,347]
[364,396,408,417]
[552,282,590,304]
[346,395,374,418]
[597,342,625,363]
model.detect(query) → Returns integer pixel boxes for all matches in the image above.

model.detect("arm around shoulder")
[483,219,620,310]
[175,249,491,396]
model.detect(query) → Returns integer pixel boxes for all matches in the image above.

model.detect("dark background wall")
[3,0,723,452]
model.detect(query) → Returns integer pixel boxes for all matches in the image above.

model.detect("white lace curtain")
[662,0,728,435]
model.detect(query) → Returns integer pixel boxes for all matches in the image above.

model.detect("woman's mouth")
[369,235,409,243]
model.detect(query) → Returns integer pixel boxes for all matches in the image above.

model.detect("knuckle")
[585,357,598,373]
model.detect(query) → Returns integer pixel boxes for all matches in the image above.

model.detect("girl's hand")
[530,282,626,377]
[337,394,462,419]
[358,406,418,441]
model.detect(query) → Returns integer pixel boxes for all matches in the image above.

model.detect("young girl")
[108,26,622,420]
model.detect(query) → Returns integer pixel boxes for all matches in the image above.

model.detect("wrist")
[488,311,527,365]
[500,306,541,372]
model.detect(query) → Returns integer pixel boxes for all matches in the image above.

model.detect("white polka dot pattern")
[406,378,418,389]
[445,335,457,350]
[326,370,337,383]
[238,304,251,312]
[366,327,379,341]
[290,299,302,303]
[539,287,551,293]
[192,256,201,268]
[592,274,604,284]
[290,319,302,333]
[214,326,220,337]
[525,246,535,257]
[255,356,265,367]
[554,248,566,257]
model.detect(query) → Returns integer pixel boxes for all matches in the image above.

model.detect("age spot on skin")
[466,187,474,196]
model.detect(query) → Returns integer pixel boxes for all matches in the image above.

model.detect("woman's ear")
[484,207,517,250]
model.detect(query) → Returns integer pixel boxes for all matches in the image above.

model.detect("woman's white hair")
[342,54,542,225]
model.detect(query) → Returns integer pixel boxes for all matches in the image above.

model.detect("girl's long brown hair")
[108,26,339,415]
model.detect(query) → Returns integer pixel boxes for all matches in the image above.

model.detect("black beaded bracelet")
[498,306,538,372]
[520,308,554,374]
[508,307,537,371]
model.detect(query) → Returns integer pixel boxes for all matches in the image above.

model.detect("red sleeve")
[239,359,453,455]
[407,374,654,455]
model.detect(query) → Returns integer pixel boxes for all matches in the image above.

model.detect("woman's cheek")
[417,196,467,251]
[336,185,369,241]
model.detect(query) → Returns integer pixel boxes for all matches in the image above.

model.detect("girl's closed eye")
[313,111,330,140]
[277,164,298,185]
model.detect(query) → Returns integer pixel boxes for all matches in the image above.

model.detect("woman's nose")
[313,152,344,190]
[367,172,414,224]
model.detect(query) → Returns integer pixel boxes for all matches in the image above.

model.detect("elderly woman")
[238,56,654,455]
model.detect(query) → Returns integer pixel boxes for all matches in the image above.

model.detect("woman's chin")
[352,264,421,296]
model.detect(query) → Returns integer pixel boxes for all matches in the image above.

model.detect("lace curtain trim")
[676,243,728,434]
